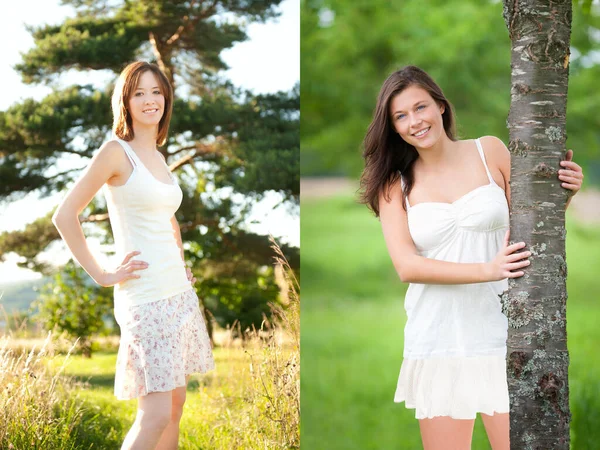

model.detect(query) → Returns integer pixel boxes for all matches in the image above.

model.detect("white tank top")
[401,138,509,359]
[102,139,192,308]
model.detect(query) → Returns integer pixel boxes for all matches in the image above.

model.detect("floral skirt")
[394,354,509,420]
[113,288,215,400]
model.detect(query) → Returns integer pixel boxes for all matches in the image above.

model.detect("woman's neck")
[130,125,159,153]
[413,135,460,173]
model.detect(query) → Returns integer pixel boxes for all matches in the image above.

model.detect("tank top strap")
[474,138,494,184]
[114,138,141,169]
[400,172,411,209]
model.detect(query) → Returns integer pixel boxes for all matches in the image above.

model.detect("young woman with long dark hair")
[52,61,215,450]
[360,66,583,449]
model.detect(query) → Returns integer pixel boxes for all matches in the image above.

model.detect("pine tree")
[0,0,299,337]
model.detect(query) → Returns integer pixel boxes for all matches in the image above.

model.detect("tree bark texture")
[502,1,572,448]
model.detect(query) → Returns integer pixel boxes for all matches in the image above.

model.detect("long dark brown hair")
[359,66,457,216]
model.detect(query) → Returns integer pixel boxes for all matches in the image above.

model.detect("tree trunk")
[502,1,572,448]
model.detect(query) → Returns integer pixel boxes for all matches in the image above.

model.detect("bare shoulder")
[479,136,510,164]
[378,176,402,204]
[378,176,407,218]
[89,140,129,179]
[479,135,510,182]
[53,140,127,216]
[95,140,126,163]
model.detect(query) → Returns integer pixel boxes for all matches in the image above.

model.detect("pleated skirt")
[113,288,215,400]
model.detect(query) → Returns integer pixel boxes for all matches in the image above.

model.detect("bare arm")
[170,215,185,262]
[52,141,147,286]
[482,135,578,211]
[379,179,530,285]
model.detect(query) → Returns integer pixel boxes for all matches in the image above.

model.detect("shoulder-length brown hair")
[111,61,174,147]
[359,66,457,216]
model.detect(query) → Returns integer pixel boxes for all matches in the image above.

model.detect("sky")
[0,0,300,283]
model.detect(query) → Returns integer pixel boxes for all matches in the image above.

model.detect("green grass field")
[301,192,600,450]
[43,346,264,449]
[2,244,299,449]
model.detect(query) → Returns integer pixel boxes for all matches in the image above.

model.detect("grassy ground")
[1,334,297,450]
[2,243,299,449]
[44,346,260,449]
[301,192,600,450]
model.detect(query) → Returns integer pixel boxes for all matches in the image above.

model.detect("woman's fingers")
[505,242,526,255]
[560,181,581,189]
[560,161,580,170]
[507,270,525,278]
[186,267,197,283]
[558,169,582,178]
[506,260,530,271]
[128,261,148,271]
[561,182,580,190]
[506,251,531,263]
[130,260,148,267]
[559,175,581,184]
[565,149,573,161]
[122,250,141,264]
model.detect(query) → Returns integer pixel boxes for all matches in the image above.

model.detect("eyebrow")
[135,86,161,90]
[392,100,426,115]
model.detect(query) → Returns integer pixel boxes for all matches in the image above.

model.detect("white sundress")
[394,138,510,419]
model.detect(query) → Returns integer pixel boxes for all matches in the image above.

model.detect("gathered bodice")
[407,182,509,256]
[400,138,510,359]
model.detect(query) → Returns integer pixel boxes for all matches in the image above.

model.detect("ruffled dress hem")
[394,354,509,420]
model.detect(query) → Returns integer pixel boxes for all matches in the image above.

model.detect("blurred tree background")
[0,0,299,351]
[301,0,600,182]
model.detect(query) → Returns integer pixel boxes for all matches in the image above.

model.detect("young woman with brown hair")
[52,61,215,450]
[360,66,583,449]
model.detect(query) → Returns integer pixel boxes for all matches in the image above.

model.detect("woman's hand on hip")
[97,251,148,287]
[559,149,583,195]
[186,267,197,284]
[484,230,531,282]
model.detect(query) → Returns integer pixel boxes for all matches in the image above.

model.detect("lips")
[143,108,159,114]
[412,127,430,138]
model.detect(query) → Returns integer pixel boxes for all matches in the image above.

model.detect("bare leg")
[154,376,191,450]
[121,391,173,450]
[481,412,509,450]
[418,416,475,450]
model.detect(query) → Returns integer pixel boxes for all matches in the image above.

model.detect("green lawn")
[301,192,600,450]
[46,345,273,449]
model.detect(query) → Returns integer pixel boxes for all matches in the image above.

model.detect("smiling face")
[127,70,165,129]
[389,84,446,149]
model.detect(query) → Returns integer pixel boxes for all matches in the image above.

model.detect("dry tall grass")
[243,238,300,448]
[0,239,300,449]
[207,238,300,448]
[0,329,85,449]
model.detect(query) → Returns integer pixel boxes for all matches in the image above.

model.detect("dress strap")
[114,138,140,169]
[400,173,411,209]
[474,138,494,184]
